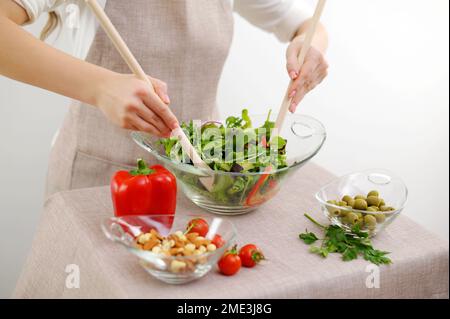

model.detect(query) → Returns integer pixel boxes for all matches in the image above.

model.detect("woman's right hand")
[95,73,179,137]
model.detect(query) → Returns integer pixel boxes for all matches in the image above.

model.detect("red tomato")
[212,234,225,248]
[218,246,241,276]
[186,218,209,237]
[238,244,265,268]
[260,136,268,148]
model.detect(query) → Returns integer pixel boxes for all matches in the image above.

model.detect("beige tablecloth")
[13,163,449,299]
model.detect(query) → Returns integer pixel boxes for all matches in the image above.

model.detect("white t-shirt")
[15,0,312,58]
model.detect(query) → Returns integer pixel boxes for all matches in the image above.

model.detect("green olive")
[329,208,341,217]
[380,206,391,212]
[375,213,386,223]
[364,215,377,229]
[367,206,379,212]
[378,199,386,207]
[364,214,377,225]
[338,201,347,207]
[346,198,356,208]
[356,215,364,226]
[340,206,354,217]
[354,195,367,201]
[327,200,338,205]
[367,190,379,197]
[346,212,359,225]
[353,199,368,210]
[327,203,341,216]
[342,195,353,203]
[367,196,381,207]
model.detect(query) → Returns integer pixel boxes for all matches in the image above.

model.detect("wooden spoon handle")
[85,0,152,88]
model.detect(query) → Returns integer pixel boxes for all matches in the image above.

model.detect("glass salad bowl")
[132,113,327,215]
[316,169,408,237]
[101,214,236,284]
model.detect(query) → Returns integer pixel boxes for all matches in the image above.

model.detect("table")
[13,163,449,298]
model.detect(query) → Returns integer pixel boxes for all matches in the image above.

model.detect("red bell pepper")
[245,173,270,207]
[111,159,177,217]
[245,172,279,207]
[245,135,276,206]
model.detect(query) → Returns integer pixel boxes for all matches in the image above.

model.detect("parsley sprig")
[299,213,392,265]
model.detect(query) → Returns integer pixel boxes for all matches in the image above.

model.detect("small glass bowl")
[316,169,408,236]
[101,214,236,284]
[132,113,326,215]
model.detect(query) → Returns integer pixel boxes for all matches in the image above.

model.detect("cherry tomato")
[186,218,209,237]
[238,244,265,268]
[218,246,241,276]
[260,136,268,148]
[212,234,225,248]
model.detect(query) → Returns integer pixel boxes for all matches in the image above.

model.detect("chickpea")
[151,246,162,254]
[185,243,196,252]
[137,233,151,244]
[170,260,186,273]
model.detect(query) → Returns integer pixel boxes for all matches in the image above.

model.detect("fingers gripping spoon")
[84,0,214,192]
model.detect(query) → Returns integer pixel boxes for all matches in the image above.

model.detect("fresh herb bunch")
[299,213,392,265]
[158,110,289,205]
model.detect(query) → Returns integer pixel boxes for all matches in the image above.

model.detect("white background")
[0,0,448,298]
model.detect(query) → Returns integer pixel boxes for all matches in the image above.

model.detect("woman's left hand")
[286,35,329,112]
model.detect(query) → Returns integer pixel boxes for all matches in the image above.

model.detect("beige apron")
[45,0,234,197]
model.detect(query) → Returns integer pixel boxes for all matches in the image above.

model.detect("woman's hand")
[0,3,177,137]
[95,73,179,137]
[286,35,329,112]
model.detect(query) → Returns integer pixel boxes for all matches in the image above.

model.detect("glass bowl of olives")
[316,169,408,236]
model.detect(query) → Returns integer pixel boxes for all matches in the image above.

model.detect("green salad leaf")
[159,109,287,173]
[158,109,289,205]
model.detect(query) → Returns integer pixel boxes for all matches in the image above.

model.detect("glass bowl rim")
[131,113,327,177]
[315,168,409,215]
[101,214,237,261]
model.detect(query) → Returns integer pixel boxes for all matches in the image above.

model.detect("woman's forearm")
[294,20,328,54]
[0,4,179,137]
[0,15,114,106]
